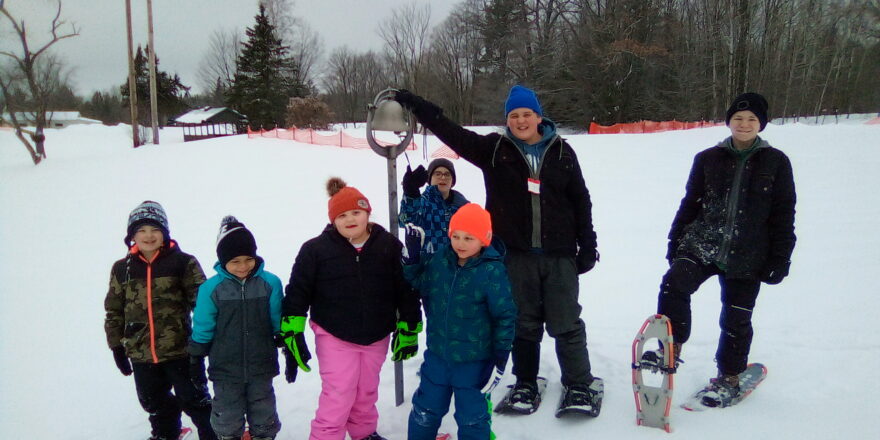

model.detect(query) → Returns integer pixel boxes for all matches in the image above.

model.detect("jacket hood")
[719,136,769,158]
[446,235,507,268]
[505,117,558,147]
[213,256,266,281]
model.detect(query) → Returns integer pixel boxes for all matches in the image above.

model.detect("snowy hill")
[1,121,878,439]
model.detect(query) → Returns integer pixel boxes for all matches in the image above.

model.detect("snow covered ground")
[1,120,878,440]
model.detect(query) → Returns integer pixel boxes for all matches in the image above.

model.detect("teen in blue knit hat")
[394,85,602,418]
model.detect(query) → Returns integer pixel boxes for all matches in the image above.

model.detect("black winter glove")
[111,345,132,376]
[394,89,442,121]
[481,350,509,395]
[761,258,790,285]
[402,223,425,266]
[189,355,209,393]
[402,165,428,198]
[666,239,680,265]
[283,347,298,383]
[576,248,599,274]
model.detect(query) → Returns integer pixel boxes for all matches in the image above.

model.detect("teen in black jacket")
[395,85,601,414]
[654,92,796,408]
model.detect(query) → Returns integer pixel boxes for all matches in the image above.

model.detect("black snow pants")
[506,250,593,386]
[657,258,761,375]
[132,357,217,440]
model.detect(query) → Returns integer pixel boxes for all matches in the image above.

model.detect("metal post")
[147,0,159,144]
[125,0,140,147]
[385,156,404,406]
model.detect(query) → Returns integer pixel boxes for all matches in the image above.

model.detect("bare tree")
[425,0,484,123]
[0,0,79,164]
[322,47,387,123]
[196,27,241,95]
[262,0,323,93]
[378,2,433,90]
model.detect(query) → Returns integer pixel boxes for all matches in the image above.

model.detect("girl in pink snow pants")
[279,178,423,440]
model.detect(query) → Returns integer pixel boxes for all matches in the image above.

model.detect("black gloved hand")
[666,239,680,265]
[402,165,428,198]
[283,347,298,383]
[112,346,132,376]
[394,89,442,120]
[189,356,208,392]
[402,223,425,266]
[761,258,790,285]
[481,350,509,394]
[576,248,599,274]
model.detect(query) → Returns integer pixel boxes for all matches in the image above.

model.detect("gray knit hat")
[124,200,169,245]
[428,158,456,187]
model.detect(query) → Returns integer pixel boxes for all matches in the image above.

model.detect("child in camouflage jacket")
[104,200,216,440]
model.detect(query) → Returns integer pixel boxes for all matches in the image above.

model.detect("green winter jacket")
[404,239,517,363]
[104,240,206,363]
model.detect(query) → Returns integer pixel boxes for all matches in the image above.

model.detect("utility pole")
[147,0,159,144]
[125,0,140,147]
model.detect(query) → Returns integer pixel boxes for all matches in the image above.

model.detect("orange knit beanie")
[327,177,372,222]
[448,203,492,246]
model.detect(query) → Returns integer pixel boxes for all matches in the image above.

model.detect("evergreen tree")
[120,45,191,125]
[226,4,305,130]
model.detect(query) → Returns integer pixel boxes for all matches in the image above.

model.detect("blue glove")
[401,223,425,265]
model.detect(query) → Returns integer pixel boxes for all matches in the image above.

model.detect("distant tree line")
[7,0,879,135]
[322,0,879,127]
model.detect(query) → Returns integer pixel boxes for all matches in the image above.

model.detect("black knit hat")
[726,92,769,132]
[125,200,170,245]
[216,215,257,267]
[428,158,456,187]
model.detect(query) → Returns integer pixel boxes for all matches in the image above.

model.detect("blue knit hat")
[504,85,542,116]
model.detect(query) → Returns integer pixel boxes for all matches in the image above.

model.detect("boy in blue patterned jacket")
[399,158,469,254]
[402,203,517,440]
[188,216,285,440]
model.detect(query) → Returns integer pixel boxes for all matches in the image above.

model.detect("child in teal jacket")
[403,203,517,440]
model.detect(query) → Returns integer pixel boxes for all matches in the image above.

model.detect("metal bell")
[369,99,411,132]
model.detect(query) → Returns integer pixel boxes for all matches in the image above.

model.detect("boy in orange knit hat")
[402,203,517,440]
[280,178,422,440]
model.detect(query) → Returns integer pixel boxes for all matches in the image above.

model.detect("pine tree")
[226,4,305,130]
[120,46,191,125]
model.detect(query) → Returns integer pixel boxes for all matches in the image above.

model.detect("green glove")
[391,321,423,361]
[280,316,312,372]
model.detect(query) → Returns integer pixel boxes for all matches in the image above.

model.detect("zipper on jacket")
[240,279,249,379]
[507,135,560,249]
[140,251,160,364]
[718,152,754,265]
[445,267,460,347]
[355,252,367,336]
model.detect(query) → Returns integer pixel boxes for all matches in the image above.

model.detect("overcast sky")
[2,0,455,96]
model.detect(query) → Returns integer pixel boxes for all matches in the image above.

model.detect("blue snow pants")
[408,350,493,440]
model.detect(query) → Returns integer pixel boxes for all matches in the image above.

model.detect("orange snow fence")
[588,120,723,134]
[248,126,460,159]
[866,117,880,125]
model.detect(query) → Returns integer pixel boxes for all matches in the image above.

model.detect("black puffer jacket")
[282,224,422,345]
[408,107,596,258]
[668,138,796,279]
